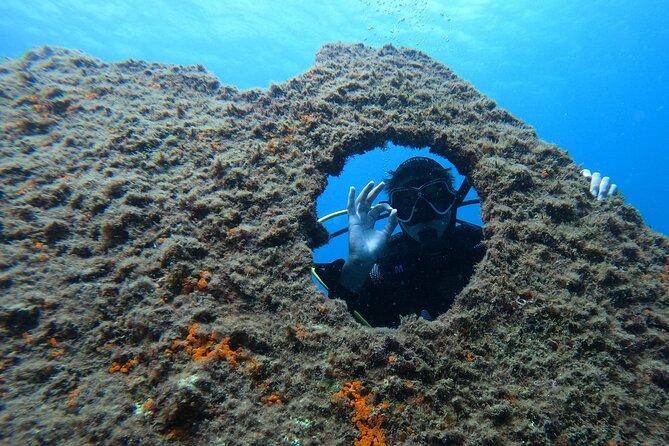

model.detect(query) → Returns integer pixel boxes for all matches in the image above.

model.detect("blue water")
[2,0,668,242]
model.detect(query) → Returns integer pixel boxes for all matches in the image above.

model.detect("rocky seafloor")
[0,43,667,445]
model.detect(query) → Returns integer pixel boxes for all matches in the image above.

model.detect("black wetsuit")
[314,221,486,327]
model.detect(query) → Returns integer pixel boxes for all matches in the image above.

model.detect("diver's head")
[386,157,456,244]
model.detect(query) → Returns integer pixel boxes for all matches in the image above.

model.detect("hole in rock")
[312,144,484,328]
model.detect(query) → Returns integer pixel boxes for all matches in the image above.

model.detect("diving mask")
[389,179,456,224]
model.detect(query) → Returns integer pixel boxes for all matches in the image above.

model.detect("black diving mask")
[389,179,457,223]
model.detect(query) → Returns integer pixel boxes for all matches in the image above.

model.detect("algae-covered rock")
[0,43,667,445]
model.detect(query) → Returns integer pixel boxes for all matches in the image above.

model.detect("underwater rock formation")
[0,43,667,445]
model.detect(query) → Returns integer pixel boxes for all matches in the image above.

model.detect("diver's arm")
[340,181,398,293]
[340,257,377,293]
[581,169,618,200]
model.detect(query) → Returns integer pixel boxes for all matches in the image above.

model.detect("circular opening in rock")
[312,144,484,328]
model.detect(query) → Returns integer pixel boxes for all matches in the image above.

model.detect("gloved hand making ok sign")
[339,181,398,292]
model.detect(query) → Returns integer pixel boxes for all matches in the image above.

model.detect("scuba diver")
[313,157,617,328]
